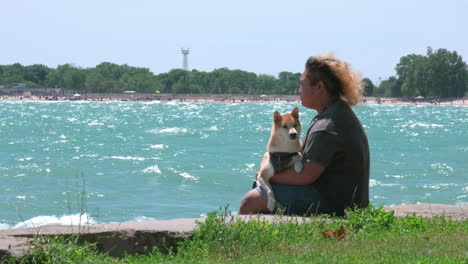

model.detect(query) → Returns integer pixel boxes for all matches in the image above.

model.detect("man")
[239,54,369,216]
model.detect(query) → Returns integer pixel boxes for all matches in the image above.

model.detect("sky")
[1,0,467,84]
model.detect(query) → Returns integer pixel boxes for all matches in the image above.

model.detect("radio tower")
[181,48,190,91]
[181,48,189,71]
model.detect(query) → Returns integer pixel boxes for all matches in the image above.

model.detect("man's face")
[298,70,318,109]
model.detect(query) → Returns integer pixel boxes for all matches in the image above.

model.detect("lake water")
[0,101,466,229]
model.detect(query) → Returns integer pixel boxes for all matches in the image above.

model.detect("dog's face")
[273,107,301,141]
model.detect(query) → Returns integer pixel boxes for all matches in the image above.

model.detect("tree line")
[0,62,301,95]
[364,47,467,98]
[1,47,466,98]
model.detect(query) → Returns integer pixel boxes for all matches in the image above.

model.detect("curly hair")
[305,53,363,106]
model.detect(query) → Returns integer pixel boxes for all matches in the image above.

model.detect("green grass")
[4,206,468,264]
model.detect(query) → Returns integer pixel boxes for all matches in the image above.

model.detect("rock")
[0,235,31,260]
[0,218,200,260]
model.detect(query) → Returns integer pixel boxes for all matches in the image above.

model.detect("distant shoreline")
[1,93,466,106]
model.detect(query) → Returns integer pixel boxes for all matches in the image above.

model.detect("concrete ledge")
[1,203,466,260]
[0,217,202,259]
[384,203,468,220]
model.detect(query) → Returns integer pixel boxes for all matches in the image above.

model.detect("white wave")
[409,122,444,129]
[370,179,400,187]
[456,146,468,152]
[16,196,26,200]
[12,213,97,229]
[207,125,219,131]
[146,127,188,134]
[430,163,453,176]
[246,163,256,169]
[229,210,239,216]
[180,172,199,181]
[369,179,379,187]
[16,157,33,161]
[380,183,400,187]
[0,223,11,229]
[81,154,98,158]
[384,174,405,179]
[109,156,145,161]
[150,144,167,149]
[158,127,187,134]
[133,216,155,222]
[421,183,457,190]
[87,120,104,126]
[142,165,161,174]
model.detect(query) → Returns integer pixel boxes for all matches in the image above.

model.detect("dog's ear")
[274,111,282,123]
[291,107,299,119]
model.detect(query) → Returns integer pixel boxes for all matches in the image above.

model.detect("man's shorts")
[256,183,331,216]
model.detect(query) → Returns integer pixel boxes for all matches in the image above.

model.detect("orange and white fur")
[257,107,302,212]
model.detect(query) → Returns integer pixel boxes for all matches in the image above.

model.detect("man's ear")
[316,80,325,91]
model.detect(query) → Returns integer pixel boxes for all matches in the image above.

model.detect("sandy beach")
[1,93,467,106]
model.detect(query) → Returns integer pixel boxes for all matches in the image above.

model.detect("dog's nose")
[289,133,297,140]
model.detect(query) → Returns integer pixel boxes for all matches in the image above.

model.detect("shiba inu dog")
[256,107,302,212]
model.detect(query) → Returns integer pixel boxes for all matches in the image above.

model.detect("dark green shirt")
[302,100,369,216]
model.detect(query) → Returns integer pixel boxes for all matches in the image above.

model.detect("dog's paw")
[267,199,276,212]
[294,159,303,173]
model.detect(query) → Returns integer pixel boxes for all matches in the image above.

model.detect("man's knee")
[239,189,268,214]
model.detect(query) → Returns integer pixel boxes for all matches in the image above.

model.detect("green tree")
[1,63,25,85]
[377,76,401,97]
[394,47,467,98]
[188,70,211,93]
[362,78,375,97]
[396,54,424,97]
[61,66,86,90]
[256,74,277,94]
[426,48,466,97]
[171,81,187,94]
[277,71,301,95]
[45,69,62,88]
[158,69,187,93]
[85,72,105,92]
[24,64,50,86]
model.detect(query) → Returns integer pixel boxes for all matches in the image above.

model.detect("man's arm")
[269,161,325,185]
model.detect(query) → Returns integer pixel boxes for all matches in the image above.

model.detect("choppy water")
[0,101,467,229]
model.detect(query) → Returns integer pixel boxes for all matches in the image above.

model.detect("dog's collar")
[269,152,299,158]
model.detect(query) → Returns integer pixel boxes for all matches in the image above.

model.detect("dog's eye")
[294,124,297,128]
[283,125,287,129]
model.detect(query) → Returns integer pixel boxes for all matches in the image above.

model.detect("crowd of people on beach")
[0,93,466,105]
